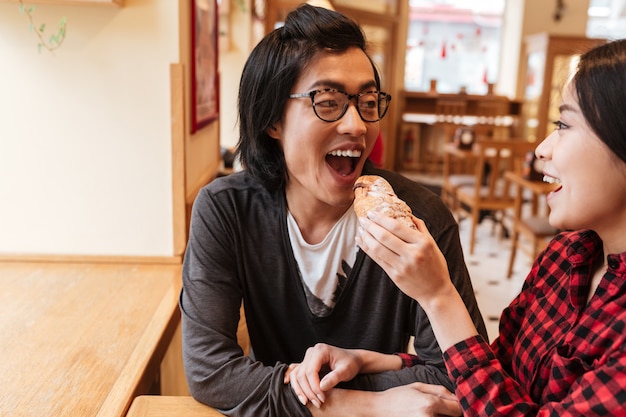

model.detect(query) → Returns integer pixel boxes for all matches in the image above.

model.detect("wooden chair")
[455,139,537,255]
[440,141,476,212]
[426,99,468,174]
[473,100,513,139]
[505,171,559,278]
[441,99,511,212]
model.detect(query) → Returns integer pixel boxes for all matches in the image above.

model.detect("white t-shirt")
[287,207,359,317]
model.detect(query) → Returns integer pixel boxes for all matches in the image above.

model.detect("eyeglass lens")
[312,90,389,122]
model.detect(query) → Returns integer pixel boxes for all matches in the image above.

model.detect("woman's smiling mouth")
[543,174,563,192]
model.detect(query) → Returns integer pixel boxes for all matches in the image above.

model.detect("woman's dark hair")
[235,4,381,190]
[574,38,626,165]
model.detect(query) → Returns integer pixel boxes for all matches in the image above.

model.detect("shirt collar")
[564,230,626,308]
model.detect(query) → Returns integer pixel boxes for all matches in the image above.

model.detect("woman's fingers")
[356,212,452,302]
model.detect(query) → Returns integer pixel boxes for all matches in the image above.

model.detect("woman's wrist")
[420,286,479,352]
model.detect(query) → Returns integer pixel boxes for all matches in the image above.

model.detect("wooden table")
[504,171,558,277]
[126,396,225,417]
[0,261,182,417]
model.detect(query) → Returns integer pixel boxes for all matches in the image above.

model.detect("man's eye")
[552,120,568,130]
[316,99,339,109]
[359,99,377,109]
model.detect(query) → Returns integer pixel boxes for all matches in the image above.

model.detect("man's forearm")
[308,385,460,417]
[354,349,403,374]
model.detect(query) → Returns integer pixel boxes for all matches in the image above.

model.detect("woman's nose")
[535,131,556,160]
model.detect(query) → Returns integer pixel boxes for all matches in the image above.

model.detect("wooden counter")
[400,91,522,116]
[0,261,182,417]
[396,90,523,172]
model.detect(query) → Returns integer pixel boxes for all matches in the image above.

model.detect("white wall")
[218,0,251,150]
[497,0,524,98]
[521,0,590,38]
[496,0,589,98]
[0,0,179,256]
[498,0,590,98]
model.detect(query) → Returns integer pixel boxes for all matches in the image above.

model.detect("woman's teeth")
[328,149,362,158]
[543,175,561,185]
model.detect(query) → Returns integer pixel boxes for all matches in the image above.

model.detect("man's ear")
[265,123,281,139]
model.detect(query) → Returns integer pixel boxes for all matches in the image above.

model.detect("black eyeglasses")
[289,88,392,122]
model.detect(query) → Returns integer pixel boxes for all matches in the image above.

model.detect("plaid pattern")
[396,352,424,368]
[444,230,626,416]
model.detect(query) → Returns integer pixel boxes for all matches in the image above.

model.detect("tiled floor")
[403,172,537,342]
[458,215,531,342]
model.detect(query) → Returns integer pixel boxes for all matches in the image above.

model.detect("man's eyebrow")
[307,79,378,91]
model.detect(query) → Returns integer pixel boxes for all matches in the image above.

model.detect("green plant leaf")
[18,0,68,52]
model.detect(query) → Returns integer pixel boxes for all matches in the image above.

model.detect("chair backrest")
[435,99,467,124]
[474,100,515,138]
[471,139,538,201]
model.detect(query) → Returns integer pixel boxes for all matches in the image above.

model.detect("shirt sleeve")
[396,353,423,368]
[180,188,310,417]
[444,335,626,416]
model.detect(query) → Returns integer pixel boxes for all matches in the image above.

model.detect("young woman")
[288,39,626,416]
[180,4,485,417]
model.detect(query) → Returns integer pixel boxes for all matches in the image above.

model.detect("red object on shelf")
[403,129,415,163]
[369,131,385,168]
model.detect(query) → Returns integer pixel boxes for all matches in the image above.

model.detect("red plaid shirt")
[443,230,626,416]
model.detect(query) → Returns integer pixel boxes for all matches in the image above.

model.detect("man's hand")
[373,382,462,417]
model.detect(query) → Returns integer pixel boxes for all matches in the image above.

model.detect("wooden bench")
[126,396,226,417]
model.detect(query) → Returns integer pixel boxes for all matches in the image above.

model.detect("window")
[405,0,505,94]
[587,0,626,39]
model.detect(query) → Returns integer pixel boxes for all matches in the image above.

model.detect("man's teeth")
[328,149,362,157]
[543,175,561,184]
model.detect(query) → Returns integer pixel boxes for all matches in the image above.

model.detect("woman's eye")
[552,120,568,130]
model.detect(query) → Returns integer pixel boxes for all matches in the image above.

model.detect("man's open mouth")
[326,149,362,176]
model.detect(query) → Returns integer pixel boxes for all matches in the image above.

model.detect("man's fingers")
[413,382,457,401]
[437,397,463,417]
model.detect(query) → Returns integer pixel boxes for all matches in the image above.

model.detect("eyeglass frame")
[288,88,392,123]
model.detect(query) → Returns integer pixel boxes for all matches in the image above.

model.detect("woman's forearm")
[420,284,479,352]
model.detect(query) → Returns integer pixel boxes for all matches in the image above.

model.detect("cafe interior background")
[1,0,626,401]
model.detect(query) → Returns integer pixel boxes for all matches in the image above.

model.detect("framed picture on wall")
[191,0,219,133]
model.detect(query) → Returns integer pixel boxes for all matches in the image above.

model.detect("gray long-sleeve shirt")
[180,167,487,417]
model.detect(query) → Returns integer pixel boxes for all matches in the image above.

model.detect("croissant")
[353,175,416,229]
